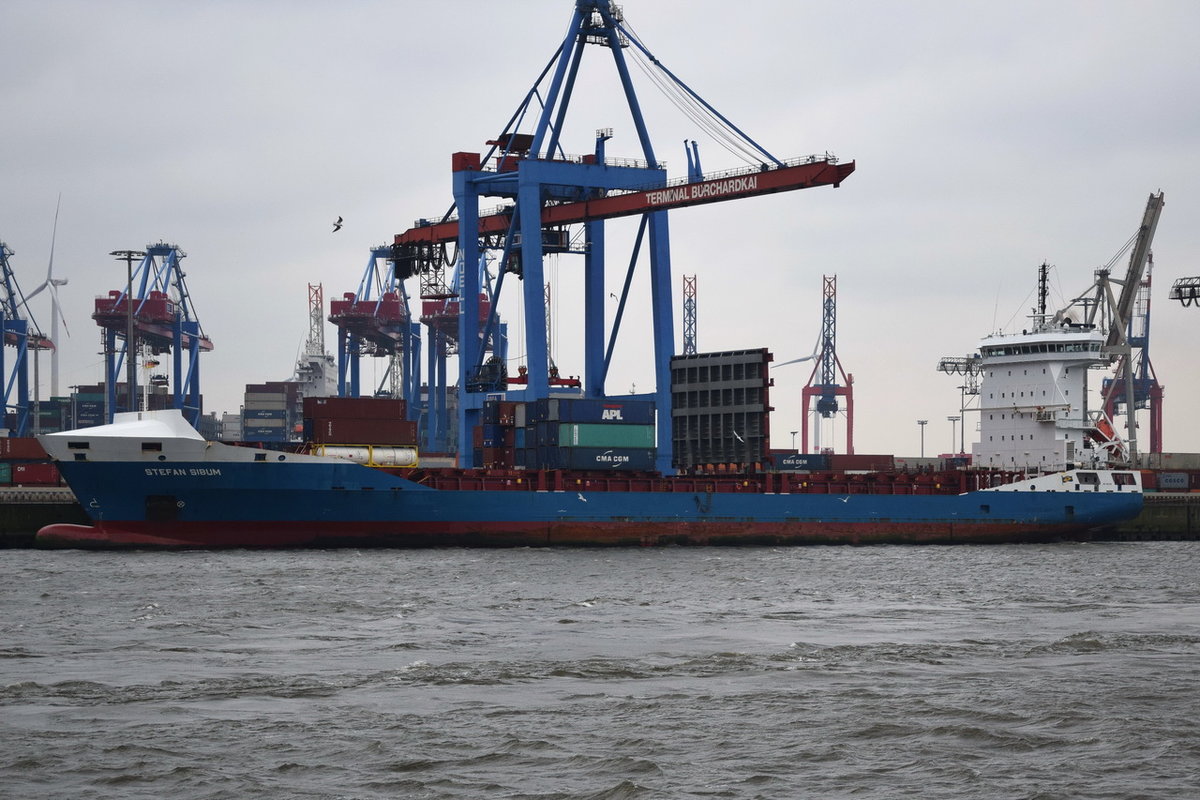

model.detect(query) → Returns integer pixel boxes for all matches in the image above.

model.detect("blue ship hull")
[37,456,1145,549]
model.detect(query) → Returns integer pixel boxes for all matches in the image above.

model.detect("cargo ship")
[33,403,1143,549]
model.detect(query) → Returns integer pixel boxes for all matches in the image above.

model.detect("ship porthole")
[277,454,286,461]
[157,455,167,461]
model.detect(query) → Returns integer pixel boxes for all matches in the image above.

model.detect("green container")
[0,462,11,484]
[558,422,656,448]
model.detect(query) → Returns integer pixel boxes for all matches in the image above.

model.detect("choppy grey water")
[2,542,1198,799]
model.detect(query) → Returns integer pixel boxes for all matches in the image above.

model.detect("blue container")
[534,421,557,447]
[244,408,287,420]
[481,423,504,447]
[778,453,829,471]
[549,398,655,425]
[529,399,551,423]
[515,428,526,449]
[481,402,501,425]
[243,427,287,442]
[1158,472,1189,490]
[535,446,656,471]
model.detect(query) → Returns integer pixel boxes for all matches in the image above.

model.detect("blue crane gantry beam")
[393,0,854,470]
[92,243,212,426]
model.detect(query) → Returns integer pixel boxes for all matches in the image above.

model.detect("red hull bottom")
[36,519,1105,550]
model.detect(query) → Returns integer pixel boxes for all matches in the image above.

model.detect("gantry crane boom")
[395,157,853,250]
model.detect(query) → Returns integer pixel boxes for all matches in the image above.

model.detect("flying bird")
[332,216,343,232]
[732,430,745,443]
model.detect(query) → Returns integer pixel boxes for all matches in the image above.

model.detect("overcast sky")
[4,0,1198,456]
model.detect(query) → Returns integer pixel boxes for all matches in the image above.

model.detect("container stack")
[219,412,242,442]
[474,397,656,471]
[242,382,301,443]
[0,436,58,485]
[475,399,518,468]
[72,388,106,429]
[303,396,417,447]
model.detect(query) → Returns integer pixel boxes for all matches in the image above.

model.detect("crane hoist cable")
[626,50,762,166]
[618,18,780,167]
[623,36,763,166]
[1101,231,1140,272]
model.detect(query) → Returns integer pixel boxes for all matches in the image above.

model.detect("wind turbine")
[24,196,69,398]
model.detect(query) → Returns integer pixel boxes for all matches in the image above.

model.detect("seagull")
[732,430,744,443]
[332,216,343,232]
[839,496,850,503]
[577,493,587,502]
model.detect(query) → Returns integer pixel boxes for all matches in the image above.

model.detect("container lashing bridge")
[392,0,854,470]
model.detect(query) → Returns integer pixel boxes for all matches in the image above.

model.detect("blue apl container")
[548,398,655,425]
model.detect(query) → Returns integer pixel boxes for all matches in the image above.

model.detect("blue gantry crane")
[392,0,854,470]
[93,243,212,425]
[0,240,54,436]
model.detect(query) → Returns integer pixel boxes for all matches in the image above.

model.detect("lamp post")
[957,384,968,454]
[110,250,144,414]
[917,419,927,458]
[948,415,960,455]
[790,430,798,451]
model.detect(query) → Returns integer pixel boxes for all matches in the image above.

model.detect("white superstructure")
[972,325,1112,471]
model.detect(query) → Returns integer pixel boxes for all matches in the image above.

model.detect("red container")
[304,396,407,420]
[480,447,514,469]
[498,402,517,425]
[311,418,418,445]
[13,462,60,485]
[828,454,896,472]
[0,437,48,460]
